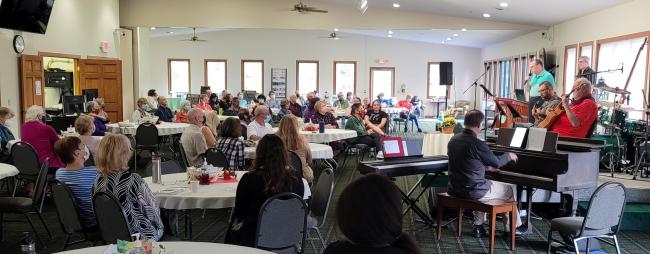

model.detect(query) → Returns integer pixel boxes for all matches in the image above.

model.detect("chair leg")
[489,212,496,254]
[36,212,52,239]
[573,238,581,254]
[510,208,516,251]
[306,230,317,254]
[436,203,443,241]
[613,235,622,254]
[585,238,590,253]
[24,213,45,248]
[61,233,71,251]
[315,228,327,250]
[456,208,463,237]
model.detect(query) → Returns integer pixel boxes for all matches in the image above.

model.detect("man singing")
[447,110,524,237]
[527,59,556,123]
[532,81,562,126]
[548,78,598,138]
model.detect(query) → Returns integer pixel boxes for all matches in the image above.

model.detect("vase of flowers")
[440,117,457,134]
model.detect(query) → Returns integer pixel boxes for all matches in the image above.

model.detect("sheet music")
[509,127,527,148]
[384,140,401,154]
[526,127,547,151]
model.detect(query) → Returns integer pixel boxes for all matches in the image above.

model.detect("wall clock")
[13,35,25,54]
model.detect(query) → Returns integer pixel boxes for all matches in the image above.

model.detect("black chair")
[93,192,131,244]
[205,148,230,168]
[255,192,308,254]
[178,143,190,168]
[134,123,160,171]
[306,168,334,253]
[143,160,186,177]
[10,141,41,196]
[0,159,51,246]
[52,180,101,250]
[289,150,305,180]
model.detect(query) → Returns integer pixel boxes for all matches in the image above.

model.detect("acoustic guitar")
[537,90,576,129]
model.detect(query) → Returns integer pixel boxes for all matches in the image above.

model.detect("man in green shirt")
[527,59,556,123]
[333,92,350,109]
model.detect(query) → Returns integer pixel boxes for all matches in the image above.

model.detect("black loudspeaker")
[439,62,453,86]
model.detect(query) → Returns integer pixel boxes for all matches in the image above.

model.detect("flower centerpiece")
[440,116,457,134]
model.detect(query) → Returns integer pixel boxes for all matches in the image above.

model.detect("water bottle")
[130,233,145,254]
[319,119,325,133]
[20,232,36,254]
[151,153,162,184]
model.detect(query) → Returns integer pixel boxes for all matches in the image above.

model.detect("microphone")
[479,84,494,97]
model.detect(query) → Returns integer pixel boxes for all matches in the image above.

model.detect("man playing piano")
[447,110,524,237]
[548,78,598,138]
[532,81,562,126]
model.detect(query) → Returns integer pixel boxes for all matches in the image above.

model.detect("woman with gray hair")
[86,101,108,136]
[132,97,149,122]
[175,100,192,123]
[0,107,16,153]
[21,105,64,174]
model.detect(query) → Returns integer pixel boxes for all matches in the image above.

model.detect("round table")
[144,172,245,210]
[298,129,357,143]
[384,107,407,114]
[244,143,333,159]
[0,163,19,180]
[422,133,455,156]
[107,122,190,136]
[55,241,273,254]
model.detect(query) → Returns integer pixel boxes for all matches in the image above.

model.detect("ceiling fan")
[292,0,328,14]
[181,28,207,42]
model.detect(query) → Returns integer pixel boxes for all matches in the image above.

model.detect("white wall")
[482,0,650,92]
[0,0,121,135]
[147,29,482,110]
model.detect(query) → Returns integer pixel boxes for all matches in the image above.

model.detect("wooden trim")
[426,62,440,99]
[369,67,396,99]
[241,60,264,93]
[167,58,191,93]
[596,31,649,45]
[333,61,357,96]
[38,51,81,59]
[204,59,227,93]
[296,60,320,93]
[86,56,119,60]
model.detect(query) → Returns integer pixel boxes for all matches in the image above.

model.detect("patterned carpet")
[2,124,650,253]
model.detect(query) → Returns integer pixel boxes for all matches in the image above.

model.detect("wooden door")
[79,59,123,122]
[19,55,45,118]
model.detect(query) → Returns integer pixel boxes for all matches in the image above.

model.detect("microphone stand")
[479,84,495,139]
[464,67,490,109]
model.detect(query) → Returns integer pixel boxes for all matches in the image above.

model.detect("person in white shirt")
[146,89,159,112]
[180,109,209,167]
[132,98,149,123]
[247,105,274,141]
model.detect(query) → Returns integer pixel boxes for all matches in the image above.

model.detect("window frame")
[333,61,357,96]
[204,59,227,94]
[240,59,264,93]
[296,60,320,93]
[167,58,191,94]
[369,67,396,100]
[426,62,445,99]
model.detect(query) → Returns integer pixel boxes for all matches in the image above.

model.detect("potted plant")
[440,116,457,134]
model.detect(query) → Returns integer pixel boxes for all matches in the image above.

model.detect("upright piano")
[494,98,529,128]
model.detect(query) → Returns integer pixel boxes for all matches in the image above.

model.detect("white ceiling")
[315,0,631,26]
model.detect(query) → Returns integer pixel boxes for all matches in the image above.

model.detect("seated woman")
[0,107,16,157]
[203,111,219,147]
[74,115,99,160]
[225,134,304,247]
[132,97,149,123]
[311,101,338,128]
[364,100,388,133]
[302,98,318,123]
[196,94,212,111]
[223,97,242,116]
[277,115,314,182]
[175,100,191,123]
[93,134,165,241]
[345,103,382,150]
[54,136,98,229]
[86,101,109,136]
[323,174,422,254]
[209,93,220,111]
[277,100,292,119]
[397,95,422,132]
[216,118,245,170]
[21,105,64,174]
[219,93,232,112]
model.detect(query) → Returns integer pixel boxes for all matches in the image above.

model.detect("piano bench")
[436,193,517,254]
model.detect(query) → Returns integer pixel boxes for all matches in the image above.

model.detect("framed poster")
[271,68,287,98]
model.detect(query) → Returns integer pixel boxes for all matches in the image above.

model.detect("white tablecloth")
[217,115,238,121]
[0,163,19,180]
[384,107,407,114]
[145,172,310,210]
[297,129,357,143]
[422,133,454,156]
[55,241,273,254]
[107,122,190,136]
[244,143,333,159]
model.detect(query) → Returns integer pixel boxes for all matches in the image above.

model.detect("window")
[427,62,445,98]
[297,61,319,93]
[334,61,356,96]
[168,59,190,94]
[564,45,577,94]
[204,59,226,94]
[597,36,648,119]
[579,43,593,65]
[370,67,395,99]
[499,60,512,97]
[241,60,264,93]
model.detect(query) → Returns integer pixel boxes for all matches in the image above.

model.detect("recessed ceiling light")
[483,13,491,18]
[392,3,400,8]
[150,27,156,30]
[500,2,509,8]
[334,28,339,32]
[388,34,393,38]
[446,37,452,41]
[461,28,468,32]
[453,34,459,37]
[388,30,393,34]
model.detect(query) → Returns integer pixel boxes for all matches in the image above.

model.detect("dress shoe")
[417,128,422,133]
[473,225,487,238]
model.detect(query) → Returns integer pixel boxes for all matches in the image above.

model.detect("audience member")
[21,105,63,174]
[362,97,371,109]
[180,109,209,167]
[209,93,220,111]
[410,95,424,117]
[302,98,318,123]
[267,91,279,109]
[277,115,314,182]
[0,107,16,153]
[288,94,303,117]
[377,93,393,107]
[175,100,191,123]
[54,136,98,229]
[346,92,354,102]
[397,94,422,132]
[197,94,212,111]
[133,98,149,122]
[146,89,158,112]
[94,134,164,240]
[365,100,388,133]
[256,94,267,105]
[238,108,252,125]
[225,134,304,247]
[94,98,111,121]
[86,101,109,136]
[345,103,382,150]
[277,100,292,119]
[203,111,220,147]
[247,105,274,141]
[333,92,350,109]
[323,174,422,254]
[155,96,174,122]
[312,101,338,128]
[224,97,242,116]
[74,115,99,159]
[219,93,232,112]
[216,118,245,170]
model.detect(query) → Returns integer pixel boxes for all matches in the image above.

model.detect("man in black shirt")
[155,96,174,122]
[577,56,597,86]
[447,110,523,237]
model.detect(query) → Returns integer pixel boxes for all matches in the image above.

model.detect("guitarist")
[532,81,562,126]
[548,78,598,138]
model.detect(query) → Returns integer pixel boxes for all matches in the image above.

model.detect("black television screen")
[62,95,85,114]
[0,0,55,34]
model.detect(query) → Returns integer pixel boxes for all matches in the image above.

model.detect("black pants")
[527,96,541,124]
[348,133,382,151]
